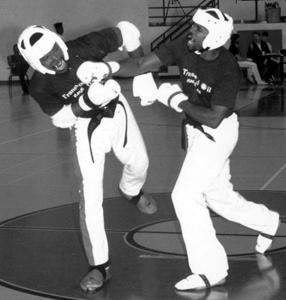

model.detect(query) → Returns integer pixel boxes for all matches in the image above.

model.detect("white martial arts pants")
[238,61,265,84]
[74,93,148,266]
[172,113,278,279]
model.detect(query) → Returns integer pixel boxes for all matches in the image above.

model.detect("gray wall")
[2,0,149,81]
[3,0,286,81]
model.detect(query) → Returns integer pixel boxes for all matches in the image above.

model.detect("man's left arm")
[116,21,143,58]
[156,69,240,128]
[74,21,148,80]
[89,21,143,58]
[155,82,230,128]
[179,102,230,129]
[181,72,240,128]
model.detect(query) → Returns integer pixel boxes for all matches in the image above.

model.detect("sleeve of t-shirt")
[229,45,238,57]
[67,27,123,61]
[154,38,182,66]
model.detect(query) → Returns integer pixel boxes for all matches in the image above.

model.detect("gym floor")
[0,78,285,300]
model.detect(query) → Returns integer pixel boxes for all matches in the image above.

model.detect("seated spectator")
[8,44,29,95]
[261,31,279,81]
[229,33,267,85]
[247,32,278,82]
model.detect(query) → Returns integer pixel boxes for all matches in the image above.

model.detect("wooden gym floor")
[0,78,286,300]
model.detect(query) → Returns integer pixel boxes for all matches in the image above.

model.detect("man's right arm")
[114,52,163,77]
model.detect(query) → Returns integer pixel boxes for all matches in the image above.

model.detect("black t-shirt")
[229,43,239,57]
[247,42,264,65]
[155,35,241,113]
[261,40,271,54]
[29,27,122,116]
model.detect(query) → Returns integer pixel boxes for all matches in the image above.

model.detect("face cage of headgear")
[192,8,233,51]
[17,25,69,75]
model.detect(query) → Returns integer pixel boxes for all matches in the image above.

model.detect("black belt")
[181,118,215,150]
[87,97,128,162]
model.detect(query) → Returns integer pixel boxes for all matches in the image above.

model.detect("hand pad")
[133,73,158,106]
[87,79,120,107]
[77,61,120,84]
[157,83,188,112]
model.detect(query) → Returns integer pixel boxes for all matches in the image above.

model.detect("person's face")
[186,22,209,52]
[253,34,260,43]
[234,38,239,46]
[40,43,68,74]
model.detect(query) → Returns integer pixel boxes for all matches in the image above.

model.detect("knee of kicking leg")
[128,153,149,178]
[138,157,149,176]
[135,150,149,170]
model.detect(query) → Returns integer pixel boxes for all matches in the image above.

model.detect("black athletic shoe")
[80,262,110,293]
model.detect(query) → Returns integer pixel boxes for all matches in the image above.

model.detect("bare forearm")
[127,47,144,58]
[115,52,162,77]
[115,57,144,77]
[179,101,227,128]
[116,46,146,77]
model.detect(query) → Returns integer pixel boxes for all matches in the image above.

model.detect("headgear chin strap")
[17,25,69,75]
[192,8,233,51]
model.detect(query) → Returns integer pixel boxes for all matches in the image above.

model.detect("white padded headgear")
[192,8,233,50]
[17,25,69,75]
